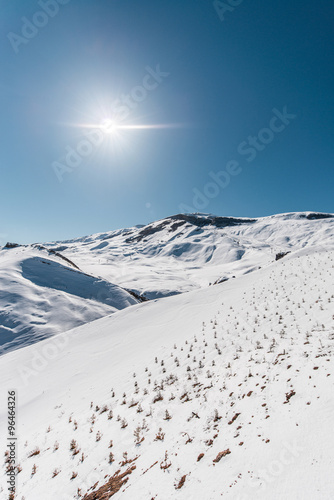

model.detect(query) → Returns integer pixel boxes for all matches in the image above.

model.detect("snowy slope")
[0,244,333,499]
[45,212,334,299]
[0,245,139,354]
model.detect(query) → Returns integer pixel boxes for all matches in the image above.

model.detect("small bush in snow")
[70,440,80,455]
[28,447,40,458]
[120,418,128,429]
[153,391,163,403]
[100,405,108,414]
[163,410,172,420]
[134,426,144,445]
[160,451,171,470]
[154,428,165,441]
[96,431,102,442]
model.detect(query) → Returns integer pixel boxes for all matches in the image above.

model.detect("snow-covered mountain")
[0,244,139,354]
[0,211,334,499]
[0,212,334,353]
[44,211,334,299]
[1,211,333,354]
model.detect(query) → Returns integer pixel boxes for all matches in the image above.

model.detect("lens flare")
[100,118,120,134]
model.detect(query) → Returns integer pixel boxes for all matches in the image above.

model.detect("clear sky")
[1,0,333,244]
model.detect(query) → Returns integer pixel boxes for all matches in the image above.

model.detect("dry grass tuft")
[176,475,186,489]
[82,466,136,499]
[213,449,231,463]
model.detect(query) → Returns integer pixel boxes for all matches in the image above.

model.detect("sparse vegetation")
[28,448,40,458]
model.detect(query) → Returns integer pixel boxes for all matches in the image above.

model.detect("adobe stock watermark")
[7,0,71,54]
[179,106,297,213]
[235,440,304,499]
[248,439,304,491]
[111,64,170,121]
[52,64,170,182]
[17,331,70,387]
[213,0,244,22]
[64,471,106,500]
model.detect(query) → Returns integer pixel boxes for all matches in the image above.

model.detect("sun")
[100,118,120,135]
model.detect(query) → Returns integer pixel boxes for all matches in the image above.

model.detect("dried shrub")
[70,439,80,456]
[153,391,163,404]
[52,468,60,478]
[82,466,135,499]
[28,448,40,458]
[154,428,165,441]
[228,413,240,425]
[96,431,102,442]
[284,390,296,403]
[160,451,171,471]
[213,449,231,463]
[176,475,186,489]
[163,410,172,420]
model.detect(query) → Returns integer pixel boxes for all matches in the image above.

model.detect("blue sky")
[1,0,333,244]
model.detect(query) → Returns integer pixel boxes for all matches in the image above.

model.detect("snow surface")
[0,212,334,499]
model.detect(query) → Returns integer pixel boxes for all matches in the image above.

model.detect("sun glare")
[100,118,120,135]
